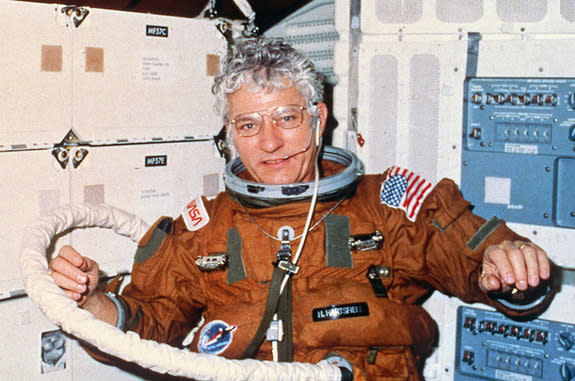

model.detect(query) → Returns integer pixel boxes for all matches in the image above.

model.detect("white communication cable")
[20,203,341,381]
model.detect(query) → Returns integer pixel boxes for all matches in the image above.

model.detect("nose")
[257,116,284,153]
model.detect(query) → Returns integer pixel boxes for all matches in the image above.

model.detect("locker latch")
[61,6,90,28]
[52,129,89,169]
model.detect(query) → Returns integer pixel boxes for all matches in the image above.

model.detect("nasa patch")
[197,320,236,355]
[182,197,210,231]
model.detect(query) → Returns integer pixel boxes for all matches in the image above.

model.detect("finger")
[63,290,84,302]
[50,269,88,294]
[504,243,530,291]
[57,245,87,269]
[484,243,516,285]
[50,255,89,285]
[513,241,552,289]
[537,248,551,280]
[517,242,543,287]
[479,271,502,292]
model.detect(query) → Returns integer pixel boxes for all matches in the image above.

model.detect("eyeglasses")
[227,104,307,137]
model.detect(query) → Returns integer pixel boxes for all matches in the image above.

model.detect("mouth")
[262,157,289,165]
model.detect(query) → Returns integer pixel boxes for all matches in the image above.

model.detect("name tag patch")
[312,302,369,322]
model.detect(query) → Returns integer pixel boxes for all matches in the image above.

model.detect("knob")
[560,362,575,381]
[559,332,575,351]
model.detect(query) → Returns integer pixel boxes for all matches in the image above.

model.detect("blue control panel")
[455,306,575,381]
[461,78,575,228]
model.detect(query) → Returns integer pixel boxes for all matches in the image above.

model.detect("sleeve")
[387,177,557,319]
[109,216,207,347]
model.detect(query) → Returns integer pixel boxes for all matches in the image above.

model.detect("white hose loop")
[232,0,256,21]
[20,203,341,381]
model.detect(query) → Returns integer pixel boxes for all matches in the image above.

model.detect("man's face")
[227,83,327,184]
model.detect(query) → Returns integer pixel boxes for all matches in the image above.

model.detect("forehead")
[227,84,305,116]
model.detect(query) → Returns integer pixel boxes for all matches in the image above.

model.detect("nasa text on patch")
[182,197,210,231]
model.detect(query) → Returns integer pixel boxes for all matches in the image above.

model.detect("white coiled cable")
[20,203,340,381]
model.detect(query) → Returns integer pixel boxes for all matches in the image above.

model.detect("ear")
[315,102,329,137]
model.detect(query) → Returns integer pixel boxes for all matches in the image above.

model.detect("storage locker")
[1,1,228,379]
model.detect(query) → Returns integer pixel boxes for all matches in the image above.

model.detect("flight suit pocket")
[364,346,411,380]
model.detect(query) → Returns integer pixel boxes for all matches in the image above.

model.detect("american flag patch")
[380,166,434,221]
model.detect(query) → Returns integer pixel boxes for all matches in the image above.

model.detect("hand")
[479,240,551,294]
[49,245,100,307]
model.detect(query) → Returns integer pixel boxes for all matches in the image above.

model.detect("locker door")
[70,7,227,143]
[68,141,224,276]
[0,150,71,380]
[0,1,73,148]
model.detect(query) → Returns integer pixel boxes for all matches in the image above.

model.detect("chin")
[252,167,313,185]
[266,175,313,185]
[257,173,297,185]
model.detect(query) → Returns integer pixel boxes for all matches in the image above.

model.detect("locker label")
[145,155,167,167]
[146,25,168,38]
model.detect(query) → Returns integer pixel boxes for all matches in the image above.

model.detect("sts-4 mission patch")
[197,320,237,355]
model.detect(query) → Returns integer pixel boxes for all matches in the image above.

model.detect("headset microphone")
[281,118,321,160]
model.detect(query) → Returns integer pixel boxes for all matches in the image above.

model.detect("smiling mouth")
[263,157,288,165]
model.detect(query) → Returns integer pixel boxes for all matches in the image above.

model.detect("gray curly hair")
[212,38,324,121]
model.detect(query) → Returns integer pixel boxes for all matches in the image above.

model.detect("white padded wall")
[334,1,575,380]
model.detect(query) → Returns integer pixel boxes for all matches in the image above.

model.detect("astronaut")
[49,38,555,380]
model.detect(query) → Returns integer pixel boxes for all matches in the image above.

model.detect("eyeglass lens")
[232,105,304,137]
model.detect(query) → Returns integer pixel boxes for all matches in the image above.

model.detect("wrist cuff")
[105,292,127,330]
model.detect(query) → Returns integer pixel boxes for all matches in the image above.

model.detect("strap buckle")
[277,260,299,274]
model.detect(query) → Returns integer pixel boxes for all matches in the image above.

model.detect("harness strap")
[240,266,289,359]
[277,276,293,362]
